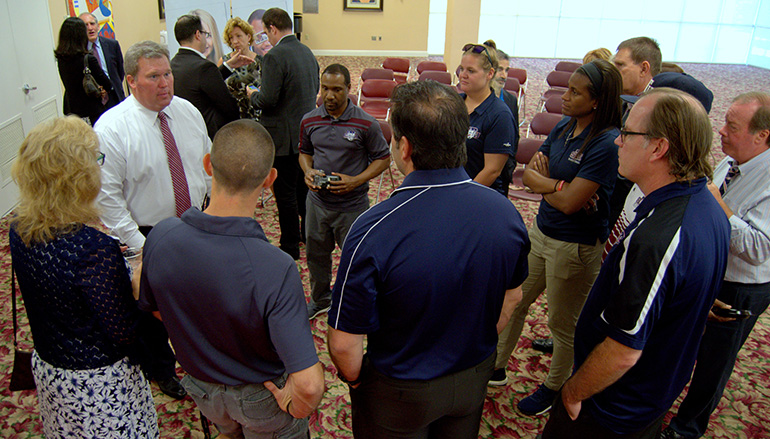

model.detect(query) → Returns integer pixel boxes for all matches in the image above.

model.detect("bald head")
[210,120,275,194]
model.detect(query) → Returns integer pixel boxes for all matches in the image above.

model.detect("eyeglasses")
[620,129,650,143]
[462,43,493,67]
[255,32,269,44]
[200,30,212,38]
[96,152,105,166]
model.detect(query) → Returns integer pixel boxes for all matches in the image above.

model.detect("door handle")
[22,84,37,94]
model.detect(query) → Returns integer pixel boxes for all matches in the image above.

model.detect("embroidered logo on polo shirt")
[344,130,357,142]
[568,149,583,164]
[467,126,480,139]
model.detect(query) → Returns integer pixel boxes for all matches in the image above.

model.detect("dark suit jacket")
[250,35,319,156]
[171,48,240,139]
[99,36,125,107]
[58,53,112,125]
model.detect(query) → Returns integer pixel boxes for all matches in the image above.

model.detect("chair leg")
[201,412,212,439]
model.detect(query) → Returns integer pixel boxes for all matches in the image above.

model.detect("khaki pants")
[495,222,602,390]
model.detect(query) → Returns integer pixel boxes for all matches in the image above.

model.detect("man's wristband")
[555,180,565,192]
[337,371,361,387]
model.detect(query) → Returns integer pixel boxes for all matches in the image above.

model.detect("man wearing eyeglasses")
[541,88,729,438]
[170,14,248,140]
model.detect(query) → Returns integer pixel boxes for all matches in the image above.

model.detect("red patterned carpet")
[1,56,769,438]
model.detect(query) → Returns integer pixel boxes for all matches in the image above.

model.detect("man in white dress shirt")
[662,92,770,438]
[95,40,211,399]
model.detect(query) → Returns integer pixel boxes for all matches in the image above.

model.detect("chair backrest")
[546,70,572,89]
[360,100,391,121]
[361,68,394,82]
[554,61,581,73]
[382,57,410,74]
[504,77,520,94]
[543,95,563,114]
[360,79,398,100]
[516,138,543,165]
[529,112,563,137]
[378,120,392,143]
[508,68,527,86]
[418,71,452,85]
[416,60,447,74]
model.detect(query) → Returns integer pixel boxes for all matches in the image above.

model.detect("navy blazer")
[99,36,125,107]
[250,35,319,156]
[171,48,240,139]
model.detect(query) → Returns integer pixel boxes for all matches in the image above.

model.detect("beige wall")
[294,0,428,53]
[48,0,166,53]
[444,0,479,75]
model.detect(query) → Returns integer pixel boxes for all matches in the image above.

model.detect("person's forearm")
[522,168,557,194]
[497,287,522,334]
[561,337,641,405]
[299,153,314,174]
[328,327,365,382]
[352,157,390,187]
[288,362,325,418]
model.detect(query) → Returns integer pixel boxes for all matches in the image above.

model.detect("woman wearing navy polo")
[457,43,517,196]
[494,60,623,416]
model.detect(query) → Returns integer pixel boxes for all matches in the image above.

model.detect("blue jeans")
[181,374,309,439]
[668,281,770,438]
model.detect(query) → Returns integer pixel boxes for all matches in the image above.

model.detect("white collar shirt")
[95,95,212,249]
[87,39,109,76]
[713,148,770,283]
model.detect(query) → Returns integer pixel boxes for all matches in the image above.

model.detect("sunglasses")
[462,43,493,66]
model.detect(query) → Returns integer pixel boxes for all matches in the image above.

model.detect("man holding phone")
[663,92,770,439]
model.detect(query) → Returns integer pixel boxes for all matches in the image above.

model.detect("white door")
[0,0,63,216]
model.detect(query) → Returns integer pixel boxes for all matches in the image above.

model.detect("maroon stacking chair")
[508,68,528,117]
[509,138,544,202]
[543,95,563,114]
[525,112,562,139]
[375,120,396,202]
[361,68,394,82]
[416,60,447,74]
[358,79,398,120]
[540,70,572,110]
[418,70,452,85]
[554,61,582,73]
[382,57,410,84]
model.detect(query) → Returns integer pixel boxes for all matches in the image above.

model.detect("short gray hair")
[125,40,169,77]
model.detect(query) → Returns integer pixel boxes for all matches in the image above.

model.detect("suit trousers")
[273,154,308,258]
[668,280,770,438]
[495,222,602,391]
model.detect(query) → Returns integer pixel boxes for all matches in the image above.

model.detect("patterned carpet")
[1,56,769,438]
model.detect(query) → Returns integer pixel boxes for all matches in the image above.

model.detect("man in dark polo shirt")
[299,63,390,319]
[327,80,530,438]
[541,88,730,439]
[139,120,324,438]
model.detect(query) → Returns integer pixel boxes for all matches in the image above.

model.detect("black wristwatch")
[337,372,361,386]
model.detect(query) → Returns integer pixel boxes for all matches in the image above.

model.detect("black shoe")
[488,368,508,386]
[660,428,688,439]
[157,376,187,399]
[532,338,554,353]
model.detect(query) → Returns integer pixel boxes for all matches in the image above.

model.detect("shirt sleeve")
[575,131,619,188]
[728,193,770,265]
[482,108,516,156]
[266,263,319,374]
[95,125,146,249]
[328,223,380,334]
[298,116,314,155]
[365,119,391,161]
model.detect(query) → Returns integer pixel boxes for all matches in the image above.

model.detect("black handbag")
[82,54,102,100]
[9,264,36,392]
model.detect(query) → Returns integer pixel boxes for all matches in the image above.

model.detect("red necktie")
[90,44,102,68]
[158,111,192,217]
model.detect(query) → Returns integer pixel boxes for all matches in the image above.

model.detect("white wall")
[426,0,767,65]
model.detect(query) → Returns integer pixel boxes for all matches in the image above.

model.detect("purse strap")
[83,53,91,74]
[11,260,20,349]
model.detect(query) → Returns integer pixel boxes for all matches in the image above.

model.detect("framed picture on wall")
[343,0,383,11]
[158,0,165,19]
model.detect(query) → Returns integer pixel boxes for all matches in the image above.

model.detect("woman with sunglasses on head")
[219,17,262,119]
[9,116,158,438]
[457,43,517,196]
[493,60,622,417]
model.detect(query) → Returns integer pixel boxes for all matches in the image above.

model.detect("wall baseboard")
[311,49,430,57]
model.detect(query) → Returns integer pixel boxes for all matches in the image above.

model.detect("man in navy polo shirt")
[299,63,390,319]
[542,88,730,438]
[139,120,324,438]
[327,80,530,439]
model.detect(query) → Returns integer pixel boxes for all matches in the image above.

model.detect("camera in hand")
[712,307,752,319]
[314,174,341,190]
